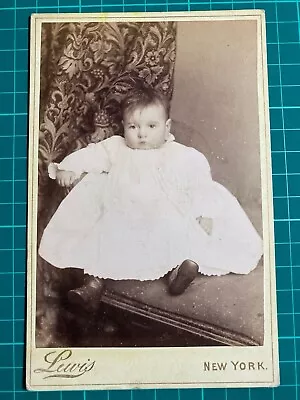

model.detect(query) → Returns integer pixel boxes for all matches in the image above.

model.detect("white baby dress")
[39,135,263,280]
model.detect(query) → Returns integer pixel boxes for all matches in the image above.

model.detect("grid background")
[0,0,299,398]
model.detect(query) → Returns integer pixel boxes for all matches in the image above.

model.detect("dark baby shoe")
[67,276,105,310]
[168,259,199,296]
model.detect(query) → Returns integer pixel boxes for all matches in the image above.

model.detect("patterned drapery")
[36,21,177,347]
[38,21,176,218]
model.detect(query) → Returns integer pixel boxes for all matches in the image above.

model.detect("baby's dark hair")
[121,86,170,120]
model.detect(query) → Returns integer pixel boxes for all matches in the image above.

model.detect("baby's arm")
[48,139,114,186]
[49,168,78,187]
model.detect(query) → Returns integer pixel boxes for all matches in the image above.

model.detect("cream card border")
[26,10,279,390]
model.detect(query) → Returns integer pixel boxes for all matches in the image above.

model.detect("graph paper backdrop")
[0,0,299,398]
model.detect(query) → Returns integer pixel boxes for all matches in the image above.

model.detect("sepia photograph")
[26,11,278,390]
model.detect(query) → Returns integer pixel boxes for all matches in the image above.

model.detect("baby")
[39,86,263,307]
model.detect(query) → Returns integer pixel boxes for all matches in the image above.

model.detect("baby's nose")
[138,129,147,139]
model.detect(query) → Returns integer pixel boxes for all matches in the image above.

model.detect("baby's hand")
[196,216,213,235]
[56,170,78,187]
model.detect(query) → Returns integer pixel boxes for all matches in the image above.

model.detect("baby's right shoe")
[67,275,105,310]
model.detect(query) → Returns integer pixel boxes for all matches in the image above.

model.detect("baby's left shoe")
[67,276,105,311]
[168,260,199,296]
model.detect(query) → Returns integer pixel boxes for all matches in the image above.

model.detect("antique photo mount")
[26,10,279,390]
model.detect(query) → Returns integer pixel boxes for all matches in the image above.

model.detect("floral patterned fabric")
[39,22,176,217]
[36,21,177,347]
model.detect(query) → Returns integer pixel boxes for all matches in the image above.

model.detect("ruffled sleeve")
[47,136,122,180]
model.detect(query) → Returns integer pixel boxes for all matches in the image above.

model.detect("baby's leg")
[68,274,105,311]
[168,260,199,296]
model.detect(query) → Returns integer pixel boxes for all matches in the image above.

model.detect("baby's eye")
[128,125,136,129]
[149,124,156,129]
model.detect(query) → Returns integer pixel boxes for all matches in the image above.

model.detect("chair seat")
[102,263,264,346]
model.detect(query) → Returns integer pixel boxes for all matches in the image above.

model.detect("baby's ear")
[165,118,171,133]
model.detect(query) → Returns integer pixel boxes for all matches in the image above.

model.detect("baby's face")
[123,103,171,150]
